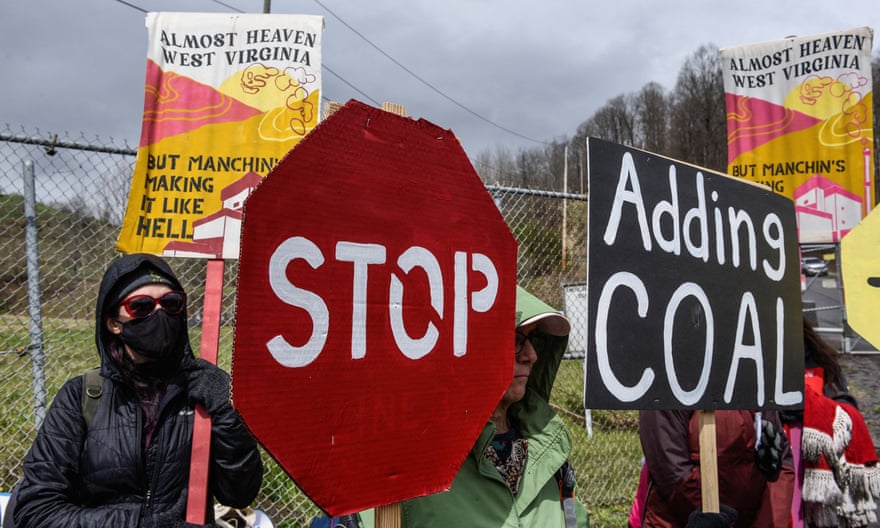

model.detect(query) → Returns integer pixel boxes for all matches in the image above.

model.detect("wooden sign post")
[185,259,224,523]
[698,410,719,513]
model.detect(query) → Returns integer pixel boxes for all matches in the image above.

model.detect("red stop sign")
[232,100,517,516]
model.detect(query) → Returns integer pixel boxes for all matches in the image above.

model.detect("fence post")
[23,159,47,429]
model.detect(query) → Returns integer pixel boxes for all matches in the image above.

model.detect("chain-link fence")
[0,125,640,526]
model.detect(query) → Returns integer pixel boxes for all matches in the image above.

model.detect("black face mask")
[118,309,185,361]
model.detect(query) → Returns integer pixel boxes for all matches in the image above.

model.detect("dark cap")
[107,263,177,311]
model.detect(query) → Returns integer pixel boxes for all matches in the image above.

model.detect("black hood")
[95,253,194,379]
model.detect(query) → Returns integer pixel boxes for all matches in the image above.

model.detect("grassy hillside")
[0,194,119,318]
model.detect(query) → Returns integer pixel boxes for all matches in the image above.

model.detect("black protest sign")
[584,138,803,410]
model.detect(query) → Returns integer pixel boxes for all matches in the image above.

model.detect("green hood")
[514,286,570,404]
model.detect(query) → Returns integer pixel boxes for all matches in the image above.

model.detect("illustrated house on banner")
[794,174,862,243]
[163,171,264,259]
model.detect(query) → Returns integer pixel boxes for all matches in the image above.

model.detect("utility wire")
[117,0,382,107]
[120,0,501,168]
[116,0,538,149]
[204,0,381,106]
[324,66,381,106]
[211,0,526,145]
[209,0,243,12]
[112,0,147,13]
[311,0,547,145]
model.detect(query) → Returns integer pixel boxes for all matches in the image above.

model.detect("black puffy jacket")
[12,254,262,527]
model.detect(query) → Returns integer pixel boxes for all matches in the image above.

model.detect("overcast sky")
[2,1,878,159]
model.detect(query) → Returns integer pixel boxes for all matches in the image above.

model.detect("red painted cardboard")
[232,100,517,516]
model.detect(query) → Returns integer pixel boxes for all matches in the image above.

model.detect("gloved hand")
[755,418,786,482]
[334,514,362,528]
[778,408,803,425]
[185,358,231,415]
[685,504,737,528]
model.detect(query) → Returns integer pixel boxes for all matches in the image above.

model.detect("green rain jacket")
[361,286,590,528]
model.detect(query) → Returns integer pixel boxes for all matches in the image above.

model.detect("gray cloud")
[2,0,877,159]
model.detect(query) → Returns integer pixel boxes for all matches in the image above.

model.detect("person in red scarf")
[781,318,880,527]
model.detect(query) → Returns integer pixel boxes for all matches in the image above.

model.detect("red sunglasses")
[119,291,187,319]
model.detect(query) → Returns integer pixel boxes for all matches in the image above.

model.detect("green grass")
[1,315,97,480]
[553,360,641,527]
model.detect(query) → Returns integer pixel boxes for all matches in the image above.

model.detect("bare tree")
[96,158,133,225]
[633,82,670,155]
[475,44,877,195]
[581,95,637,146]
[543,140,569,190]
[473,149,498,185]
[567,94,638,188]
[473,149,511,187]
[668,44,726,172]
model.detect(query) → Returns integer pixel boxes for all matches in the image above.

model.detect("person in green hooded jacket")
[371,285,589,528]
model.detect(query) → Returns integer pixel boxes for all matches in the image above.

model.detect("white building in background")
[794,174,862,243]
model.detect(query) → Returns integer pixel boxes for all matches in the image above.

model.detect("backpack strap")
[81,368,103,429]
[556,460,577,528]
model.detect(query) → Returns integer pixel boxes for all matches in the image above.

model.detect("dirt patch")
[837,353,880,449]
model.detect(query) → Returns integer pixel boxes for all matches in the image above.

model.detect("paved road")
[802,270,877,353]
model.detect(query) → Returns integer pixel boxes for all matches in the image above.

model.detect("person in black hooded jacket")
[9,253,262,527]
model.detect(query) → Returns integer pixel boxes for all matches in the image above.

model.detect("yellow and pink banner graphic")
[721,27,874,243]
[118,12,324,258]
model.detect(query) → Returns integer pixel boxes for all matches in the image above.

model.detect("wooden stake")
[376,503,401,528]
[381,102,408,117]
[698,410,720,513]
[185,259,224,523]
